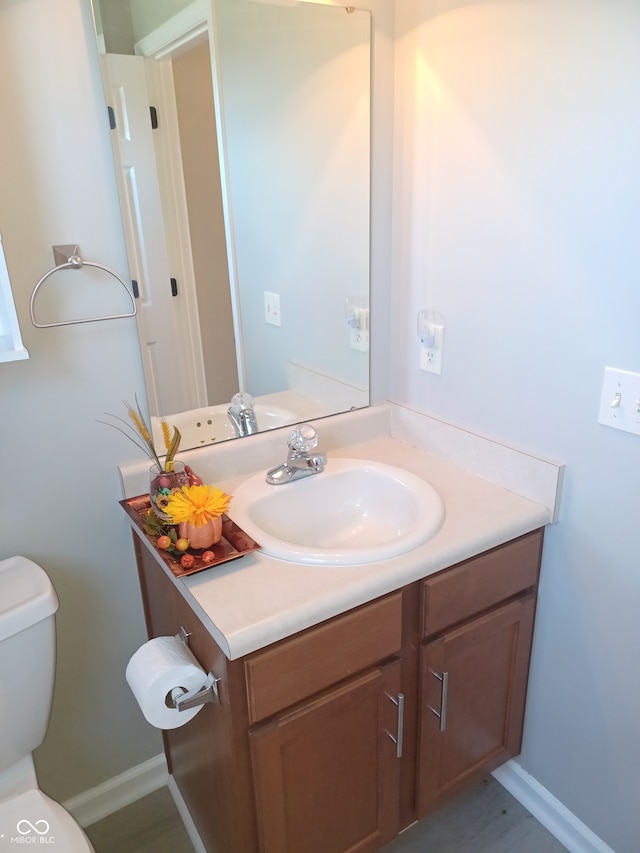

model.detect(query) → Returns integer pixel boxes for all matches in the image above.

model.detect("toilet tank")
[0,557,59,774]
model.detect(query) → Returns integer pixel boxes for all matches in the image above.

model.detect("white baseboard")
[61,752,614,852]
[167,775,206,853]
[63,753,168,828]
[493,760,615,853]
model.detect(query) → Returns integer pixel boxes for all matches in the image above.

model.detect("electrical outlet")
[598,367,640,436]
[264,291,281,326]
[350,328,369,351]
[420,324,444,374]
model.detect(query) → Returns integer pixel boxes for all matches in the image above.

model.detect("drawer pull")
[385,692,405,758]
[428,669,449,732]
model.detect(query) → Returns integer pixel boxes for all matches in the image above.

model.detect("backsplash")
[119,402,564,523]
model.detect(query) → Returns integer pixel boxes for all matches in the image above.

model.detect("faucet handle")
[289,423,319,452]
[230,391,255,412]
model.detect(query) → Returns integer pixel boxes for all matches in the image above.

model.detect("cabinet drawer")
[421,529,543,638]
[245,591,403,724]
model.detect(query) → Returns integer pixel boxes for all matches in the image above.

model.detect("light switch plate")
[598,367,640,436]
[264,291,281,326]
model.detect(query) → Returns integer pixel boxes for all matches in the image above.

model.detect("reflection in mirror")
[90,0,371,451]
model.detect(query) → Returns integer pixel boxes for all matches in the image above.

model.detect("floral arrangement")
[142,480,232,570]
[164,483,231,527]
[101,398,180,472]
[105,399,235,570]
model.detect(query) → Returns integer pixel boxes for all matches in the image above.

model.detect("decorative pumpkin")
[178,517,223,550]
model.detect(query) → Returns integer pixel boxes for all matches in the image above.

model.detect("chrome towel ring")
[30,244,137,328]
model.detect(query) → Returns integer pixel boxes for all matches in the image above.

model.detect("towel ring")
[30,244,137,328]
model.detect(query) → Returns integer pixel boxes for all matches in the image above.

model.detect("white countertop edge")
[124,477,547,661]
[118,406,558,660]
[206,515,547,660]
[183,437,550,659]
[122,520,236,657]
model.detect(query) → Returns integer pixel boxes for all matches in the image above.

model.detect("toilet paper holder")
[171,627,222,711]
[171,672,221,712]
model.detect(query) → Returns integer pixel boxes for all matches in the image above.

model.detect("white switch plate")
[420,324,444,374]
[264,291,281,326]
[598,367,640,436]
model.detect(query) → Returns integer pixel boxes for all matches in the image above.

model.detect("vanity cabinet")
[246,592,404,852]
[132,536,259,852]
[130,526,543,853]
[416,531,542,817]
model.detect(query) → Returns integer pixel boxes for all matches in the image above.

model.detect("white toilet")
[0,556,95,851]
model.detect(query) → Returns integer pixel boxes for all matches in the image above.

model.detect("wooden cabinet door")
[417,593,536,817]
[250,659,403,853]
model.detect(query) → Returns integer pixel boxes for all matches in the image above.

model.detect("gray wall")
[0,0,160,801]
[392,2,640,851]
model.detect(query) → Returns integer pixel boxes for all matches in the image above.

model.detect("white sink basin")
[228,458,445,565]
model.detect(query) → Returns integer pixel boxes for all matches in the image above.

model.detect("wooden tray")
[121,494,261,578]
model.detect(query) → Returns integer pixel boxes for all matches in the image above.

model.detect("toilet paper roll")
[126,636,208,730]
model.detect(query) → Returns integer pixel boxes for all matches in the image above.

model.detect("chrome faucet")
[227,392,258,437]
[266,424,327,485]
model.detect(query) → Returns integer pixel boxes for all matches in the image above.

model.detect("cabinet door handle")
[385,692,405,758]
[428,669,449,732]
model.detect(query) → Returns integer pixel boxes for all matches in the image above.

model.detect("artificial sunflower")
[163,484,231,527]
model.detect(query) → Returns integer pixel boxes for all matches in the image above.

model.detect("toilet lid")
[0,789,94,851]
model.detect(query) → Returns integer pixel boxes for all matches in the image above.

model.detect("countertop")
[125,433,550,660]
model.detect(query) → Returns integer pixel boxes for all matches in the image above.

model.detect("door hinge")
[150,106,158,129]
[131,280,139,299]
[108,105,116,130]
[170,278,178,297]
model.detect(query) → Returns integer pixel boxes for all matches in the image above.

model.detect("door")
[250,660,402,853]
[102,53,194,416]
[417,594,536,817]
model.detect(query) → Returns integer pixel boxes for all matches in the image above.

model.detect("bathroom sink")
[228,458,445,565]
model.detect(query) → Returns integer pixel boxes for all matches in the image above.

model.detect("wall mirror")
[90,0,371,451]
